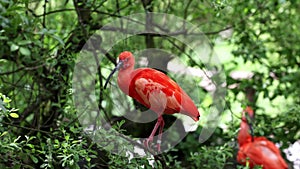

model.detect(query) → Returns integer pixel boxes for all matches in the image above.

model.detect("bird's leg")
[144,90,167,152]
[156,116,165,152]
[144,116,162,151]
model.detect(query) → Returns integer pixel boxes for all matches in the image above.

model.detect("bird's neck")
[117,68,134,95]
[238,119,252,145]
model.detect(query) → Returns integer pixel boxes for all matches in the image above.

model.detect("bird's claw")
[143,138,152,149]
[143,138,161,152]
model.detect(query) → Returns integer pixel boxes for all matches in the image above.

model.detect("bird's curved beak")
[104,61,123,89]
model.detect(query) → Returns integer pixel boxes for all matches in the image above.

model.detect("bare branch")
[29,8,75,17]
[0,64,46,76]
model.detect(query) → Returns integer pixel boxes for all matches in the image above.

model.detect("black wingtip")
[194,115,200,121]
[196,115,200,121]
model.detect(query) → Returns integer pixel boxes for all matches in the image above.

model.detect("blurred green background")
[0,0,299,168]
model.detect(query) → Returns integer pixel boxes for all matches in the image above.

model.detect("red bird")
[105,51,200,151]
[237,106,288,169]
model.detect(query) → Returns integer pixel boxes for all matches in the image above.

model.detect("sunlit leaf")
[10,43,19,51]
[30,155,39,164]
[19,47,31,56]
[0,131,8,137]
[17,40,32,46]
[9,112,19,118]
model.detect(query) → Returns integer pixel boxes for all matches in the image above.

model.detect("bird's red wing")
[129,68,200,121]
[237,143,265,168]
[237,138,288,169]
[254,137,282,155]
[254,137,288,169]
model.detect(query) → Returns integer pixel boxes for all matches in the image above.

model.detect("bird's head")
[104,51,135,89]
[118,51,135,71]
[242,106,254,122]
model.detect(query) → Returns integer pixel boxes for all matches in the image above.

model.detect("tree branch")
[0,64,46,76]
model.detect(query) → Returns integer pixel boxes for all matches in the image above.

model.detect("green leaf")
[17,40,32,45]
[51,34,65,46]
[19,47,31,56]
[65,135,70,141]
[0,36,8,40]
[0,131,8,137]
[9,113,19,118]
[27,144,34,149]
[2,95,11,103]
[10,44,19,51]
[30,155,39,164]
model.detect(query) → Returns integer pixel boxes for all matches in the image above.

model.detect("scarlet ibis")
[237,106,288,169]
[104,51,200,151]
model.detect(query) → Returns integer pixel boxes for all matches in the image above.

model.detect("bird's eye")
[118,58,128,63]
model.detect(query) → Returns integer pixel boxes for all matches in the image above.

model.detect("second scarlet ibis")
[237,106,288,169]
[104,51,200,151]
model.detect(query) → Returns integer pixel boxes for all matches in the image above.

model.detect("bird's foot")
[143,138,153,151]
[143,138,161,152]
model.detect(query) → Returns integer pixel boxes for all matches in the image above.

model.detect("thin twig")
[0,64,46,76]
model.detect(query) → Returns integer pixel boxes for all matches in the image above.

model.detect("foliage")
[187,145,233,169]
[0,0,299,168]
